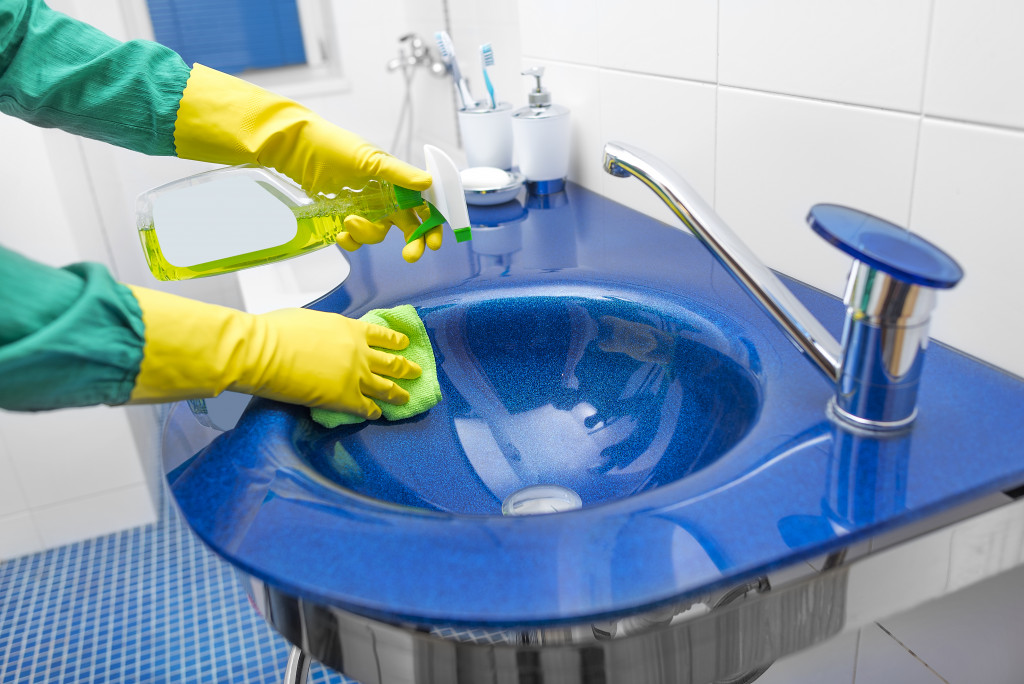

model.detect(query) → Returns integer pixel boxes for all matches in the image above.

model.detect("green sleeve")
[0,0,191,156]
[0,245,145,410]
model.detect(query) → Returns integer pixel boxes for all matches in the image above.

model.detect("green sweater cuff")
[0,0,190,156]
[0,246,145,410]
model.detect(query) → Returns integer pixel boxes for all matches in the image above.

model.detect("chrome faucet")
[602,141,962,431]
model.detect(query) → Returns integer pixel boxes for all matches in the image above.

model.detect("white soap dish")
[460,167,525,206]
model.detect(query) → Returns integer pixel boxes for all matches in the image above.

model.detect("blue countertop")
[162,183,1024,629]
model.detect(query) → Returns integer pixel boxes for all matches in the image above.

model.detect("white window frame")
[118,0,351,99]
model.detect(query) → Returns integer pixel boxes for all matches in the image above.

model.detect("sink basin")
[162,183,1024,640]
[300,290,761,515]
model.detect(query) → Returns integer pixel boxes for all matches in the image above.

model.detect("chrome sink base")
[259,491,1024,683]
[248,570,846,684]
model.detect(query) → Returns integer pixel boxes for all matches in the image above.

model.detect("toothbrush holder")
[457,102,514,170]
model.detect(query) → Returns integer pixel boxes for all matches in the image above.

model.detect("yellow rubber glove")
[126,286,421,418]
[337,205,444,263]
[173,63,438,261]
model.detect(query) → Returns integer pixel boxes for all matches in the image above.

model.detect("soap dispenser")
[512,67,571,195]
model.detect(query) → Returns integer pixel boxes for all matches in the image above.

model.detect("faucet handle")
[806,204,962,289]
[807,204,963,430]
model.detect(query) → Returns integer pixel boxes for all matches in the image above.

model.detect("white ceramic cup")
[457,102,514,170]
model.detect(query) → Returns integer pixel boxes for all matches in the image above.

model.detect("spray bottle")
[137,145,471,281]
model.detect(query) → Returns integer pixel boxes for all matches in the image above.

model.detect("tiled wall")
[0,0,426,561]
[0,115,158,560]
[428,2,1024,679]
[440,0,1024,380]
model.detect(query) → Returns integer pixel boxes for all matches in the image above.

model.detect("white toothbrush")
[435,30,476,109]
[480,43,496,109]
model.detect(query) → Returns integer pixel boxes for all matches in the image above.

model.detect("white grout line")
[1,487,309,684]
[69,538,97,683]
[37,544,69,682]
[117,528,134,683]
[167,494,183,684]
[57,540,87,682]
[0,555,29,675]
[0,555,22,672]
[25,544,60,680]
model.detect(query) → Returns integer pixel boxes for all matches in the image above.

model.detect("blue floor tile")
[0,489,354,683]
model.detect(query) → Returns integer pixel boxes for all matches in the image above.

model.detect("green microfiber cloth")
[310,305,442,428]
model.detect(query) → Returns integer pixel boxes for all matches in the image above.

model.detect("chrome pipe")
[602,141,963,430]
[602,141,843,383]
[283,647,310,684]
[833,261,937,428]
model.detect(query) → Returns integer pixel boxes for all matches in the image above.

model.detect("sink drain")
[501,485,582,516]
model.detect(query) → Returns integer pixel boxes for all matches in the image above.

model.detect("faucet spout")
[602,141,843,384]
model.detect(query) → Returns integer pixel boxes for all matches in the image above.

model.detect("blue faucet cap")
[807,204,963,289]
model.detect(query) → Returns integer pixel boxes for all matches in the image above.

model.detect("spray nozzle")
[401,144,473,244]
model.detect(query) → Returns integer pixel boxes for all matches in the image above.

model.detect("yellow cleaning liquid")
[140,179,415,281]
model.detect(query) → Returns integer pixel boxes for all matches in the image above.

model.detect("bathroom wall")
[438,0,1023,381]
[0,115,158,559]
[0,0,445,559]
[425,1,1024,681]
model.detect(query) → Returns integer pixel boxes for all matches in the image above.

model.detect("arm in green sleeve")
[0,0,191,155]
[0,245,145,410]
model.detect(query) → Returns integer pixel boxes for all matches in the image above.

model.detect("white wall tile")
[910,119,1024,378]
[756,629,858,684]
[447,0,523,115]
[878,564,1024,684]
[32,484,156,550]
[517,0,599,64]
[868,492,1011,554]
[326,3,414,150]
[855,624,944,683]
[599,72,716,227]
[0,513,42,561]
[596,0,717,82]
[519,61,603,191]
[925,0,1024,130]
[0,433,28,517]
[719,0,931,112]
[846,529,954,630]
[0,117,78,267]
[1,407,146,509]
[715,89,919,296]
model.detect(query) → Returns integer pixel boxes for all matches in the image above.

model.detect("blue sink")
[303,291,761,514]
[162,183,1024,629]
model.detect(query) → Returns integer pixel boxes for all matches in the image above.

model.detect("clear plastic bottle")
[137,144,471,281]
[291,179,426,253]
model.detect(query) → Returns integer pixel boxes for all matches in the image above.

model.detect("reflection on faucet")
[776,420,914,550]
[826,423,912,528]
[603,142,962,431]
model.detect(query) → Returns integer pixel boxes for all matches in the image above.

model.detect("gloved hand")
[126,286,421,418]
[337,206,444,263]
[172,63,437,261]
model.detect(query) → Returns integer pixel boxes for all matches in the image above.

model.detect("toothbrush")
[434,30,476,109]
[480,43,496,109]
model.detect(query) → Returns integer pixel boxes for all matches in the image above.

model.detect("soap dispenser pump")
[512,67,571,195]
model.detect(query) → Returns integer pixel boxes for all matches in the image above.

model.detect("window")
[130,0,345,95]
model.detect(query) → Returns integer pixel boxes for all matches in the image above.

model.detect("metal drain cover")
[501,485,582,516]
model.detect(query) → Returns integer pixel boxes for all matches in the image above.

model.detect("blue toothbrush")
[480,43,496,109]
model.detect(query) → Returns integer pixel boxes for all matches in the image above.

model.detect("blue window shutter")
[147,0,307,74]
